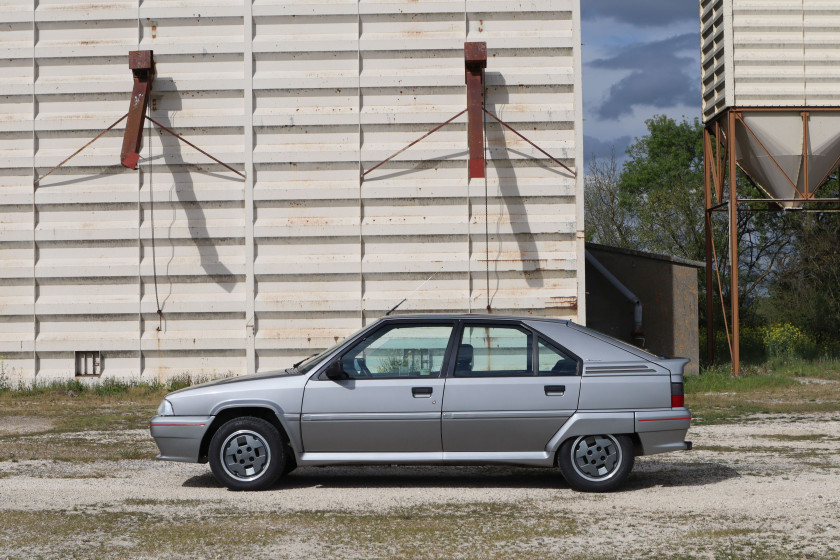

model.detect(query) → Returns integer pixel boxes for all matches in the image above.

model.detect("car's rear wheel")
[557,434,634,492]
[209,417,285,491]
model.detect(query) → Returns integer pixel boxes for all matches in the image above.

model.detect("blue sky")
[581,1,702,166]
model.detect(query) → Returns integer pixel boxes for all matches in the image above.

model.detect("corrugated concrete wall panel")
[0,0,583,383]
[701,0,840,121]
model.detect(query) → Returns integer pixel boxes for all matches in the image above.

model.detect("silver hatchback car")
[150,315,692,492]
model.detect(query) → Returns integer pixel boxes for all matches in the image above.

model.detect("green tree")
[584,149,637,248]
[762,212,840,339]
[585,115,799,347]
[619,115,706,260]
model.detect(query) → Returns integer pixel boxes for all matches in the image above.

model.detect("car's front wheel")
[557,434,634,492]
[208,417,286,491]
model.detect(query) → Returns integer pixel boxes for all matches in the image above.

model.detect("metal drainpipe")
[585,250,645,347]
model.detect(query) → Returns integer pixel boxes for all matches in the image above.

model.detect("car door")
[301,322,456,454]
[441,322,582,454]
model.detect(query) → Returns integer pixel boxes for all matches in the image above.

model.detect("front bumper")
[149,416,214,463]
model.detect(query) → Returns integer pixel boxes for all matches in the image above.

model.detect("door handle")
[412,386,433,398]
[544,385,566,396]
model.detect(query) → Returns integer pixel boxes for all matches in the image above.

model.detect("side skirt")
[297,451,554,467]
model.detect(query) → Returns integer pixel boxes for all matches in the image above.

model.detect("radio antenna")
[385,270,441,316]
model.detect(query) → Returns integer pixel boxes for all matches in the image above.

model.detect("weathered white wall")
[0,0,584,382]
[700,0,840,121]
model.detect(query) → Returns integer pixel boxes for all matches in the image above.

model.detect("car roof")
[380,313,572,325]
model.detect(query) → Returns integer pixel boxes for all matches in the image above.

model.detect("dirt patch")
[0,416,54,435]
[794,377,840,385]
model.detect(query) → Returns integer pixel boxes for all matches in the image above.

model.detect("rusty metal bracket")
[121,50,155,170]
[362,43,573,183]
[465,42,487,179]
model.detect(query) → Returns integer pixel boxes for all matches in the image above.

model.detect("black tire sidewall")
[557,434,634,492]
[209,417,285,491]
[281,445,297,476]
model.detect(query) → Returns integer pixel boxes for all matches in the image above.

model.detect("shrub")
[0,355,8,393]
[762,323,817,359]
[702,322,833,363]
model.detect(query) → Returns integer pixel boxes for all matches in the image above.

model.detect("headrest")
[457,344,474,367]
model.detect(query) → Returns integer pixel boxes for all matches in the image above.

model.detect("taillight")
[671,382,685,408]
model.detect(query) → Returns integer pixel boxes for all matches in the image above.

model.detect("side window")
[455,325,533,377]
[340,325,453,379]
[538,338,578,376]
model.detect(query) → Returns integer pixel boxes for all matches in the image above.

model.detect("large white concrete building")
[0,0,584,382]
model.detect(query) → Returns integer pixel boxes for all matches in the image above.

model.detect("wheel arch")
[547,412,636,461]
[199,404,295,463]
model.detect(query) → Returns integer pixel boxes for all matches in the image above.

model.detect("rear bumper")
[635,408,691,456]
[149,416,213,463]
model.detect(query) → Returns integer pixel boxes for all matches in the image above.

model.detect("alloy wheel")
[220,430,271,481]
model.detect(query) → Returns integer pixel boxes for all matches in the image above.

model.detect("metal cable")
[482,108,576,177]
[360,109,468,179]
[485,160,490,313]
[33,113,129,185]
[708,212,733,361]
[147,106,163,331]
[483,93,490,312]
[147,116,245,179]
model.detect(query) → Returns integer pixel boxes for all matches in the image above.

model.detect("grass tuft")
[1,375,201,397]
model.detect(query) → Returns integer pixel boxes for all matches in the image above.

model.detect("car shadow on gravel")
[181,462,740,491]
[624,461,741,490]
[182,466,567,490]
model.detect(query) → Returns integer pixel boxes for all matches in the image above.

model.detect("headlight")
[157,399,174,416]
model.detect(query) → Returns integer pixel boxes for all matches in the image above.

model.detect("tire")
[281,445,297,476]
[557,434,634,492]
[208,417,286,491]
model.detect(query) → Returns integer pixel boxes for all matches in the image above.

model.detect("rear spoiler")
[651,357,690,376]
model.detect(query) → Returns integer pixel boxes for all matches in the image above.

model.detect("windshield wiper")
[292,353,318,369]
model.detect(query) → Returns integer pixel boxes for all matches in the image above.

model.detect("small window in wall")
[75,351,101,377]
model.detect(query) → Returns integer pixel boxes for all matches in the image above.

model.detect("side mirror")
[323,360,346,380]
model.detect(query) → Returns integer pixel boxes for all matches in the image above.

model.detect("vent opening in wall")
[75,351,101,377]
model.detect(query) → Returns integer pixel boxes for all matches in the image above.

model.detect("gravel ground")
[1,413,839,559]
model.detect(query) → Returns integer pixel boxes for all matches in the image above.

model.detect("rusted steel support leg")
[704,127,715,364]
[728,110,740,375]
[802,111,810,198]
[465,42,487,179]
[121,50,155,170]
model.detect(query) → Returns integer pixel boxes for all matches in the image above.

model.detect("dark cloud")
[583,135,632,168]
[582,0,697,27]
[589,33,700,120]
